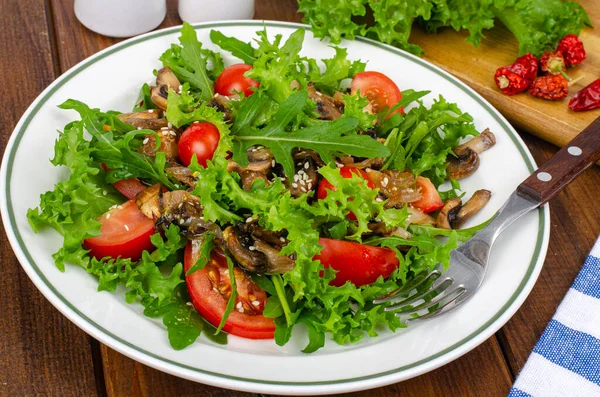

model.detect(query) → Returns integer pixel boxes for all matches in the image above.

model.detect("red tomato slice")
[214,64,260,98]
[184,242,275,339]
[317,166,376,221]
[412,176,443,213]
[101,163,146,199]
[351,71,404,116]
[315,238,399,287]
[84,200,156,261]
[178,122,220,167]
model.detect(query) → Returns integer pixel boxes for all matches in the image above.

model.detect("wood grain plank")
[100,337,512,397]
[410,0,600,149]
[0,0,101,396]
[497,133,600,375]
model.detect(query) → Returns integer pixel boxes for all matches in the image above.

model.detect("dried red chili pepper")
[529,75,569,100]
[569,79,600,111]
[494,53,538,95]
[557,34,586,67]
[540,50,571,81]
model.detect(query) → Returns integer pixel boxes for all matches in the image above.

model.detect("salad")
[28,23,496,352]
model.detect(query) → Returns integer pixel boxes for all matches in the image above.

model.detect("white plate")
[0,21,549,395]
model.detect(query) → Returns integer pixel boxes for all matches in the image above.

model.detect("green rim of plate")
[5,21,546,387]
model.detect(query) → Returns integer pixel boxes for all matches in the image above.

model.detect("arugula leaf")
[59,99,177,190]
[185,232,215,275]
[210,30,257,64]
[133,83,158,112]
[159,22,224,101]
[231,90,390,178]
[216,256,238,334]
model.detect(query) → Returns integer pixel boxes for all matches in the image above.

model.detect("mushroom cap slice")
[447,147,480,180]
[436,198,462,230]
[453,189,491,229]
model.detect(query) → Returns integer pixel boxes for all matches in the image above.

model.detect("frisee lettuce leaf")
[298,0,591,56]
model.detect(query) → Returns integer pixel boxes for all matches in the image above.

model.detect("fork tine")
[384,277,454,312]
[373,265,442,304]
[394,285,466,317]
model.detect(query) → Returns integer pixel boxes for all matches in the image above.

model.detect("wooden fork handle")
[517,116,600,205]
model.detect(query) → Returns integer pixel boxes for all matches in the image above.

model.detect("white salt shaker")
[178,0,255,23]
[74,0,167,38]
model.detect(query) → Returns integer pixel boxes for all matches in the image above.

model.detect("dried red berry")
[529,75,569,101]
[557,34,586,67]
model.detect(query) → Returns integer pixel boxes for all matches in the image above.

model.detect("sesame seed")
[307,182,312,190]
[178,85,183,91]
[252,300,260,306]
[302,173,309,181]
[117,205,123,210]
[301,187,306,192]
[293,175,300,182]
[179,219,185,225]
[178,203,183,209]
[298,170,305,175]
[162,130,168,136]
[382,177,389,187]
[272,160,276,167]
[170,131,176,136]
[148,109,154,113]
[337,163,343,168]
[249,246,256,251]
[106,213,111,220]
[238,307,245,313]
[168,122,173,128]
[304,162,310,169]
[102,190,107,196]
[375,197,383,202]
[246,217,253,223]
[365,168,372,173]
[110,205,117,210]
[316,91,322,96]
[124,224,130,231]
[292,183,298,188]
[280,237,286,242]
[137,127,142,130]
[297,162,302,166]
[186,302,193,306]
[142,138,149,145]
[236,302,242,309]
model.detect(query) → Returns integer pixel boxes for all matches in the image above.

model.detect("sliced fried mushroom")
[447,130,496,180]
[223,226,269,273]
[239,222,286,248]
[135,184,161,219]
[138,129,179,161]
[435,190,491,229]
[116,111,169,130]
[454,190,491,229]
[436,198,462,230]
[340,156,384,170]
[367,169,421,207]
[227,147,274,190]
[307,83,344,120]
[156,66,181,89]
[150,67,181,110]
[253,240,295,273]
[166,166,197,188]
[293,148,325,167]
[159,190,202,228]
[208,94,234,122]
[289,157,318,198]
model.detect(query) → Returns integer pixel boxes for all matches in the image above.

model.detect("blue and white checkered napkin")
[509,238,600,397]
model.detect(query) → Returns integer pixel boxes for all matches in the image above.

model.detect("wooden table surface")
[2,0,599,396]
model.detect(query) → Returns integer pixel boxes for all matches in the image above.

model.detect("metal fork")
[374,116,600,322]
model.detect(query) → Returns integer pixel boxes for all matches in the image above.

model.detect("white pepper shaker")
[178,0,255,23]
[74,0,167,38]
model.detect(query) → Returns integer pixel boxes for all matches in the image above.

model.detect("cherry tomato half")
[84,200,156,261]
[412,176,443,213]
[315,238,399,287]
[214,64,260,98]
[351,71,404,116]
[184,242,275,339]
[178,122,220,167]
[317,166,376,221]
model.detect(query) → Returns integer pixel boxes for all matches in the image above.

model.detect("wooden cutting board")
[409,0,599,148]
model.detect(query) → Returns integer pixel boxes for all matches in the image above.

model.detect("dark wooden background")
[1,0,599,396]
